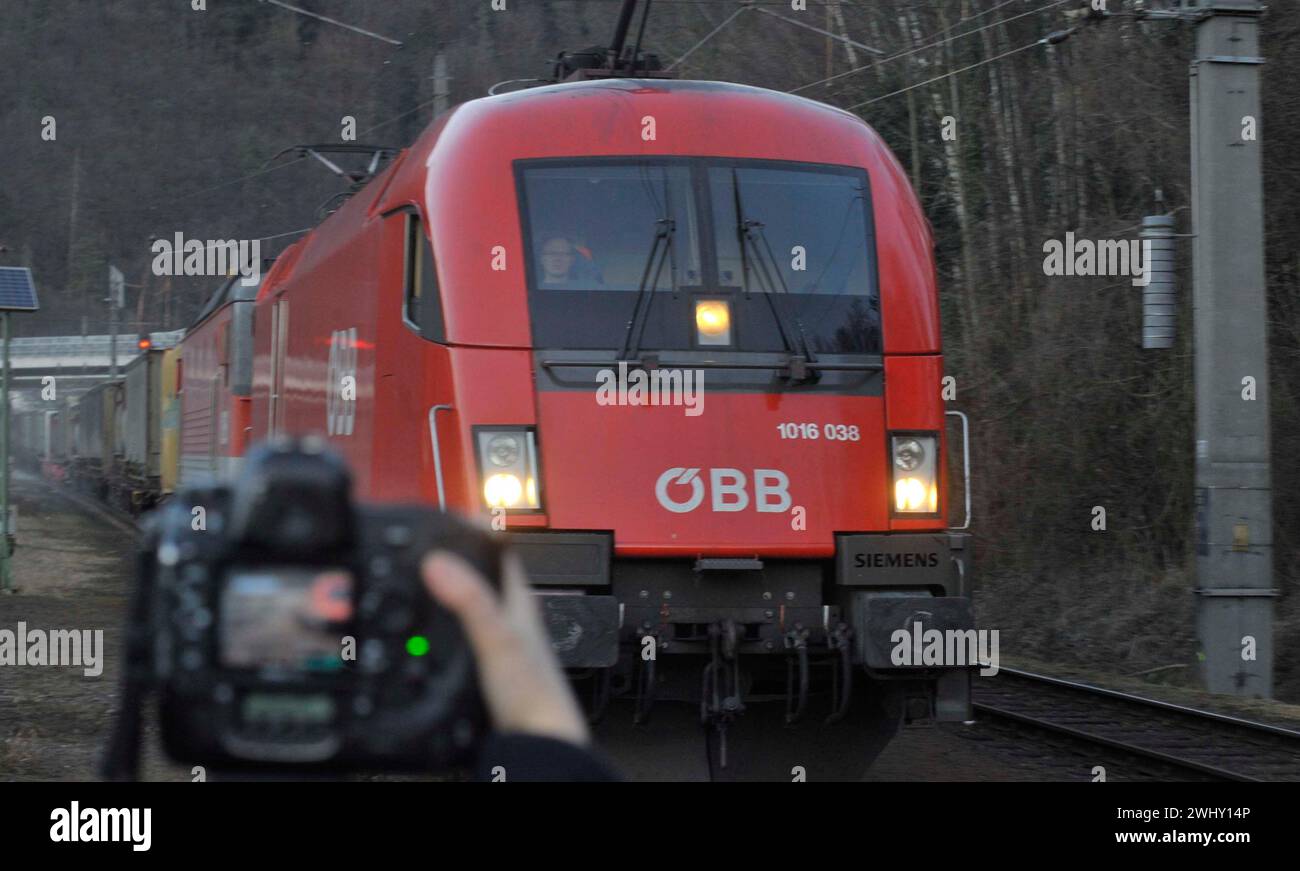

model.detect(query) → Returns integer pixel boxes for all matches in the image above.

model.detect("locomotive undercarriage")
[515,532,976,777]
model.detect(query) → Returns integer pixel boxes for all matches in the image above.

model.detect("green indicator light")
[406,635,430,657]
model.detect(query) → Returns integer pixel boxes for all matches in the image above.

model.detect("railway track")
[974,667,1300,781]
[17,470,142,538]
[25,470,1300,781]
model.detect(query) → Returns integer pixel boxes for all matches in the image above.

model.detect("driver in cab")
[538,235,604,288]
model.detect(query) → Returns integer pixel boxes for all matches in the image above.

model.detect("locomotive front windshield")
[519,158,881,355]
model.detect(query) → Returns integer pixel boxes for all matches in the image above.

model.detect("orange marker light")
[695,299,732,346]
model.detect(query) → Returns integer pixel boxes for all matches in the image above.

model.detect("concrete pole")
[433,51,450,117]
[109,302,118,379]
[109,265,122,379]
[1,313,10,592]
[1191,0,1274,696]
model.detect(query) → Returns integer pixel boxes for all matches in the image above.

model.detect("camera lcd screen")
[219,566,354,671]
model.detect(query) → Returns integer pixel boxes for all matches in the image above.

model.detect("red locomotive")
[177,10,976,778]
[177,275,258,484]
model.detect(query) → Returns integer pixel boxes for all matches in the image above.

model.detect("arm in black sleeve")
[476,733,621,782]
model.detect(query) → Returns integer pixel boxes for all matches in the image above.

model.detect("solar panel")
[0,268,39,312]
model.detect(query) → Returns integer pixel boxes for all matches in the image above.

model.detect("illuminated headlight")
[891,433,938,514]
[484,474,523,507]
[477,427,541,510]
[694,299,732,346]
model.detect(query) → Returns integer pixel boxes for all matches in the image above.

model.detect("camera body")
[133,438,500,774]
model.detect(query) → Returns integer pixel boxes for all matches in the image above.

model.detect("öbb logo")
[327,327,357,436]
[654,468,792,514]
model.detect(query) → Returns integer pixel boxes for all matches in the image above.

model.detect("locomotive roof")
[190,274,261,329]
[261,78,886,290]
[460,76,871,138]
[256,73,935,358]
[488,77,860,114]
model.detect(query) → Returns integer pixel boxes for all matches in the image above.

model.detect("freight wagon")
[117,345,182,511]
[68,379,122,501]
[21,331,185,511]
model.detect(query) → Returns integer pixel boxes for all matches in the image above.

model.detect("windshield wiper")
[618,180,678,362]
[732,169,819,382]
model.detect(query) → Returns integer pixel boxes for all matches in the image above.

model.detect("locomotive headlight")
[484,473,523,508]
[893,438,925,471]
[890,433,938,515]
[695,299,732,346]
[476,427,541,510]
[486,435,520,467]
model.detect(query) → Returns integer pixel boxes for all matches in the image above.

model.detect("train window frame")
[515,156,882,355]
[390,207,447,344]
[702,159,879,301]
[516,157,704,295]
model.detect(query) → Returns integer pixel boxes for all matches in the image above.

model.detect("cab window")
[402,211,446,342]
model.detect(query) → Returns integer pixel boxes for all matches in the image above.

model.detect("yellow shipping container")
[160,346,181,495]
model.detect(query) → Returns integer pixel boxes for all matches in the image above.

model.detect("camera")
[103,437,501,778]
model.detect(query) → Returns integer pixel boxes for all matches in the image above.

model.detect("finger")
[498,554,538,615]
[498,555,559,652]
[421,551,507,648]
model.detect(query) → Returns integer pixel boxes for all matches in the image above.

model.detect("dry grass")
[976,564,1300,707]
